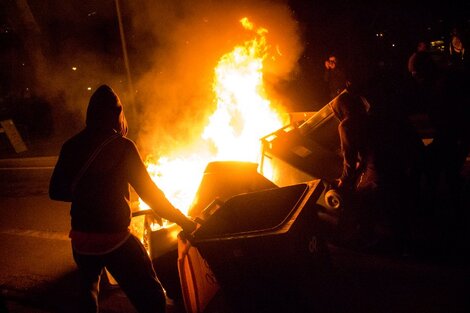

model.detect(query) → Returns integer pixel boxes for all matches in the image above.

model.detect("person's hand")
[179,219,201,243]
[182,218,198,234]
[178,229,194,243]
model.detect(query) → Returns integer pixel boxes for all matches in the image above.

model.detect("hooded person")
[331,90,423,252]
[49,84,197,313]
[331,91,369,191]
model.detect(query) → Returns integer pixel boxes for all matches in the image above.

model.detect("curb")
[0,157,58,169]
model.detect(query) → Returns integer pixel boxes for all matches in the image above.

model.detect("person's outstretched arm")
[126,141,196,233]
[338,121,360,190]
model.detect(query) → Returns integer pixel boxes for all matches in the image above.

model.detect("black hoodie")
[49,85,195,233]
[332,91,424,191]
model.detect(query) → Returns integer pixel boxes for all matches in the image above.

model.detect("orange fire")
[138,18,288,219]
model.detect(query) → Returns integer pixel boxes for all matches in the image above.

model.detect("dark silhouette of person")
[408,41,435,81]
[324,55,350,100]
[331,90,424,252]
[49,85,197,313]
[424,28,469,225]
[447,29,466,72]
[406,40,439,114]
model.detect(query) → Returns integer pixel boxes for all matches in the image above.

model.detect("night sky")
[3,1,468,78]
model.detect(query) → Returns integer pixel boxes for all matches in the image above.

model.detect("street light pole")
[115,0,137,120]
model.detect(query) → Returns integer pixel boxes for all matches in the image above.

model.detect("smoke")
[41,41,131,139]
[8,0,303,148]
[126,0,304,158]
[9,0,134,139]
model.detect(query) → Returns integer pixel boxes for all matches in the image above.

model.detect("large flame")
[139,18,287,217]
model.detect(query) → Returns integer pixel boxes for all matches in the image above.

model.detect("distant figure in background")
[407,40,438,114]
[331,91,424,252]
[447,29,466,71]
[49,85,197,313]
[324,55,350,100]
[424,28,469,221]
[408,41,436,83]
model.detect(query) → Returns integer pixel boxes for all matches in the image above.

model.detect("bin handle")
[131,209,164,226]
[200,198,225,220]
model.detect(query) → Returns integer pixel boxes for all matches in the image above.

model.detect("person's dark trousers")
[72,234,166,313]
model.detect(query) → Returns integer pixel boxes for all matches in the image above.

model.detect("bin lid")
[194,183,309,238]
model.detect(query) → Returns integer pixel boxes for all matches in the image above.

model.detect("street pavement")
[1,188,469,313]
[0,195,185,313]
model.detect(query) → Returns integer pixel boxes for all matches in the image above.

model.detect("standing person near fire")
[424,27,469,223]
[49,84,197,313]
[407,40,438,114]
[324,54,350,100]
[408,41,438,84]
[447,28,466,71]
[331,90,424,252]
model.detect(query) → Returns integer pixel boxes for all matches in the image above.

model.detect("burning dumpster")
[139,161,281,302]
[260,90,372,187]
[188,161,277,218]
[145,161,278,263]
[260,93,343,186]
[182,179,331,312]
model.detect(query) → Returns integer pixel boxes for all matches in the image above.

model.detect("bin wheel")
[325,189,342,210]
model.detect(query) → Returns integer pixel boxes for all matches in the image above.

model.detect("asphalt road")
[0,158,143,313]
[1,157,469,313]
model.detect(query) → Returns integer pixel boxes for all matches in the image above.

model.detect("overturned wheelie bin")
[178,179,332,313]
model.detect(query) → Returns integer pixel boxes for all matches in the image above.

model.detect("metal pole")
[115,0,136,118]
